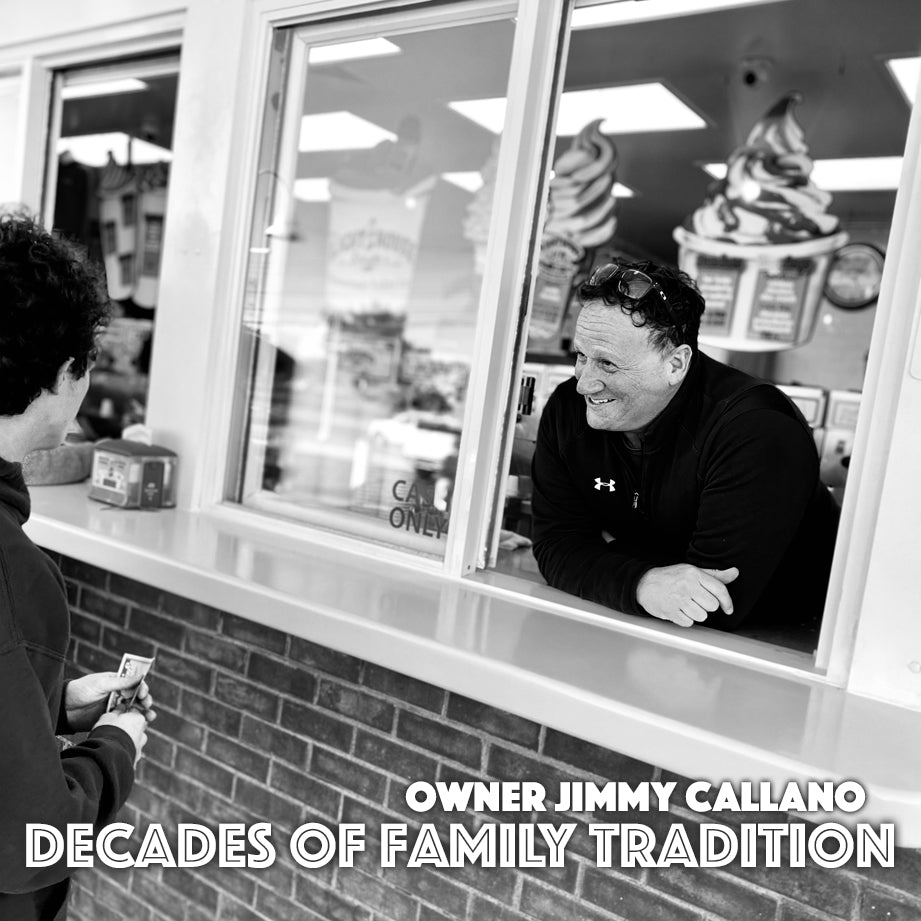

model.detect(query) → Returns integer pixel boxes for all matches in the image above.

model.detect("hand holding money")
[105,653,156,715]
[64,654,156,732]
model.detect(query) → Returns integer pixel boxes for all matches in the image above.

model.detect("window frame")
[7,0,919,708]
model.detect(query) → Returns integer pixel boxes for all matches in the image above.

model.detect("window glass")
[47,55,179,438]
[0,74,21,205]
[496,0,919,652]
[231,10,516,558]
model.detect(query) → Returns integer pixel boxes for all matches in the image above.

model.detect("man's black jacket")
[531,352,839,630]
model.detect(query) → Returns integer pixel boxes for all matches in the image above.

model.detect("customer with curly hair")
[0,213,155,921]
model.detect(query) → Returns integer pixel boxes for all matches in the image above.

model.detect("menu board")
[748,259,814,343]
[696,257,744,334]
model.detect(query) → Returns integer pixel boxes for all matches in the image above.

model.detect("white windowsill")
[24,482,921,846]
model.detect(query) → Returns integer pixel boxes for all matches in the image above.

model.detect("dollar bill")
[106,653,155,712]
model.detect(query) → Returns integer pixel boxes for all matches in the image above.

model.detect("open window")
[490,0,920,656]
[43,53,180,439]
[226,4,520,559]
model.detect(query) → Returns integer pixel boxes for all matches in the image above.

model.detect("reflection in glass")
[233,15,516,557]
[49,58,179,439]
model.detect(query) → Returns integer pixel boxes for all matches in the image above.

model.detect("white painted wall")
[0,2,184,47]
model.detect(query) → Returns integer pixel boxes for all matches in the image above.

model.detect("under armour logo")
[594,478,616,492]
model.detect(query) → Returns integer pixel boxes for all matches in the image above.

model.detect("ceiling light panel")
[299,112,396,151]
[57,133,172,167]
[308,38,401,65]
[61,78,148,100]
[450,83,705,136]
[702,156,904,191]
[571,0,794,29]
[886,57,920,105]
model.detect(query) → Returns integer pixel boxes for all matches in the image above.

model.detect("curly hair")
[578,259,706,353]
[0,212,110,416]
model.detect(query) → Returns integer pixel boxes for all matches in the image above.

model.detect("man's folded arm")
[684,407,827,630]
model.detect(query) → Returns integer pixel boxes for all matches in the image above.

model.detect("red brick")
[293,878,372,921]
[215,673,280,721]
[269,762,340,820]
[73,642,121,674]
[447,694,541,749]
[363,664,444,712]
[163,868,220,913]
[649,864,778,920]
[109,573,163,609]
[311,748,387,803]
[396,711,481,769]
[218,895,268,921]
[186,630,248,671]
[337,867,418,921]
[317,679,394,731]
[242,716,308,767]
[249,652,317,701]
[80,588,129,625]
[205,735,270,783]
[71,611,101,644]
[175,748,235,796]
[160,592,221,630]
[520,880,614,921]
[383,863,469,919]
[255,886,314,921]
[60,557,109,587]
[280,700,353,752]
[155,649,215,690]
[95,874,151,921]
[859,888,921,921]
[128,608,187,649]
[470,895,532,921]
[152,708,206,751]
[582,869,706,921]
[223,613,288,654]
[354,731,439,781]
[181,688,243,736]
[289,636,362,681]
[543,730,654,786]
[132,868,185,918]
[143,731,175,768]
[234,777,304,831]
[101,625,155,659]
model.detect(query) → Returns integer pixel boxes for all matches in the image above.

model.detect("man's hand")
[636,564,739,628]
[64,672,156,732]
[92,709,149,767]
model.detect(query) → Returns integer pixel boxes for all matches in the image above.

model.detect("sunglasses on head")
[587,263,669,307]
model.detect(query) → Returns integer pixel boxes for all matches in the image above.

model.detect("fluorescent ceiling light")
[57,132,172,167]
[571,0,793,29]
[308,38,401,65]
[702,156,904,191]
[450,83,705,135]
[294,177,331,201]
[442,171,484,193]
[61,78,148,100]
[299,112,396,151]
[886,56,920,105]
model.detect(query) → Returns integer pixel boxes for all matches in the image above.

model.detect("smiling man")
[530,260,839,630]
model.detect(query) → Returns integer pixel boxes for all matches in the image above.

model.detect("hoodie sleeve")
[531,386,655,615]
[0,641,136,894]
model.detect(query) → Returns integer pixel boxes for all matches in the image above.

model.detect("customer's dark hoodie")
[0,458,135,921]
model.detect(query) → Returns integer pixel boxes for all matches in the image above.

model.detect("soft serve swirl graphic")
[687,94,840,245]
[543,120,619,248]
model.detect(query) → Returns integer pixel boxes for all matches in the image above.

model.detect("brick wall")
[49,553,921,921]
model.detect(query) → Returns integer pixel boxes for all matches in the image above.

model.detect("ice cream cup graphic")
[677,93,848,351]
[674,226,849,351]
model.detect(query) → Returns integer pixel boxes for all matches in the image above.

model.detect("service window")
[492,0,920,653]
[43,54,180,438]
[227,5,518,558]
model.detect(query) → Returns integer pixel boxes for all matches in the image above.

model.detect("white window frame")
[6,0,919,709]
